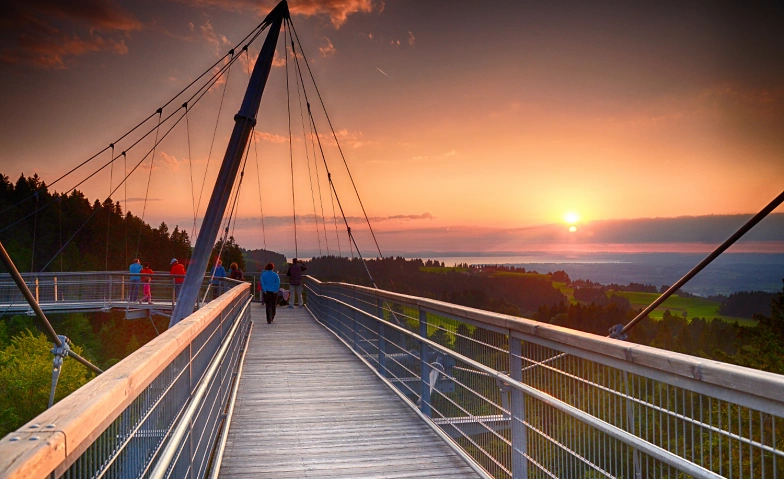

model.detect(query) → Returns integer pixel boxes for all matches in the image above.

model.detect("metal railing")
[0,282,253,479]
[0,272,244,314]
[304,277,784,479]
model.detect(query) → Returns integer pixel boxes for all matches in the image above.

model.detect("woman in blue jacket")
[261,262,281,323]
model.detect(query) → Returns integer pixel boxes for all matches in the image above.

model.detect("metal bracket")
[48,335,71,408]
[608,324,628,341]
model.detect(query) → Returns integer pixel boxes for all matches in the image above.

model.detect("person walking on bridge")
[286,258,307,308]
[170,258,186,299]
[129,258,142,303]
[140,262,153,304]
[261,262,280,323]
[211,259,226,300]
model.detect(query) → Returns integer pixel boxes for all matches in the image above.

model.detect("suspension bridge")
[1,2,783,478]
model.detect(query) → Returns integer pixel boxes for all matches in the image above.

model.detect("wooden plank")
[219,305,480,478]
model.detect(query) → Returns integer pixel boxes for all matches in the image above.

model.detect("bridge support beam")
[509,337,528,479]
[170,1,289,326]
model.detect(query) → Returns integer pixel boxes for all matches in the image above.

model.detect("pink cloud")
[0,0,142,68]
[319,37,336,57]
[174,0,375,28]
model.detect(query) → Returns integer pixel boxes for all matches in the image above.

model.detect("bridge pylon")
[170,1,289,326]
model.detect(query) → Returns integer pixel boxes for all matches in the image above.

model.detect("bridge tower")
[170,1,289,326]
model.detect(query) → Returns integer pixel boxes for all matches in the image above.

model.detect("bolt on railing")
[305,277,784,479]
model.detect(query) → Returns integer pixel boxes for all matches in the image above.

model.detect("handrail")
[304,283,724,478]
[0,282,251,479]
[306,277,784,414]
[304,276,784,479]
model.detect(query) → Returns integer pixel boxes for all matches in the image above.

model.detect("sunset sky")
[0,1,782,256]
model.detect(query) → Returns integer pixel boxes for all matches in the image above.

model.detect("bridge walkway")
[219,304,480,478]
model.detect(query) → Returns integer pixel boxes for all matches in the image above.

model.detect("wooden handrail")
[0,283,250,479]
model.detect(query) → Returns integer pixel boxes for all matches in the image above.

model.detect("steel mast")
[170,1,288,326]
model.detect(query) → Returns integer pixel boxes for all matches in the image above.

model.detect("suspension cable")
[105,144,115,271]
[288,20,389,267]
[185,103,196,240]
[293,44,324,256]
[1,24,265,236]
[0,20,273,219]
[30,192,39,272]
[135,111,162,258]
[194,51,236,242]
[284,25,298,258]
[252,132,269,264]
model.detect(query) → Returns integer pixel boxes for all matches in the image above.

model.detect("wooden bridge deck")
[219,304,481,478]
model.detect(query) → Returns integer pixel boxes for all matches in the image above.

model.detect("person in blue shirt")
[129,258,143,303]
[261,262,281,324]
[210,259,227,300]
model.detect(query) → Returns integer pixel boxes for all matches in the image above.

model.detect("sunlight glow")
[565,212,579,224]
[569,226,577,233]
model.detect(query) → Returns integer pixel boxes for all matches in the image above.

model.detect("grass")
[612,291,756,325]
[492,271,550,279]
[419,266,468,273]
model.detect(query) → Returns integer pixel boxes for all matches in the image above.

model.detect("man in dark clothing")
[286,258,307,308]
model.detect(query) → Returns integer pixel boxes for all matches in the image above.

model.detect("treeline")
[307,256,566,317]
[243,248,287,272]
[719,291,775,318]
[306,256,784,376]
[0,173,191,273]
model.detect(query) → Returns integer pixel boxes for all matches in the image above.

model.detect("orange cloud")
[319,37,336,57]
[0,0,142,68]
[174,0,375,28]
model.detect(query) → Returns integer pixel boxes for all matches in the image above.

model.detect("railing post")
[624,371,642,479]
[121,276,125,303]
[35,276,39,302]
[108,274,112,304]
[377,298,386,377]
[509,336,528,479]
[352,291,358,352]
[419,307,431,417]
[53,276,58,302]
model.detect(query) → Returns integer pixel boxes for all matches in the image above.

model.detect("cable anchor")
[608,324,628,341]
[48,335,71,408]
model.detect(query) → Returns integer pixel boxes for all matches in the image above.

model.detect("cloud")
[200,18,231,55]
[319,37,336,57]
[408,31,415,47]
[253,131,288,143]
[229,212,434,228]
[174,0,375,28]
[0,0,142,68]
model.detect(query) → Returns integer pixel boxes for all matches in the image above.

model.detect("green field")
[612,291,755,325]
[492,271,550,279]
[419,266,468,273]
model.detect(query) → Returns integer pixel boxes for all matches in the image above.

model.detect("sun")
[564,212,579,224]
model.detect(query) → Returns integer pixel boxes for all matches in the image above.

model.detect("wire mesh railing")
[304,277,784,479]
[0,271,244,313]
[0,282,252,479]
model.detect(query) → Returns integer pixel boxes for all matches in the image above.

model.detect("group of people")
[209,259,245,299]
[260,258,307,324]
[127,257,188,304]
[128,256,306,322]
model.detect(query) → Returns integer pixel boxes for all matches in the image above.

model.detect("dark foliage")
[719,290,776,318]
[0,173,191,273]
